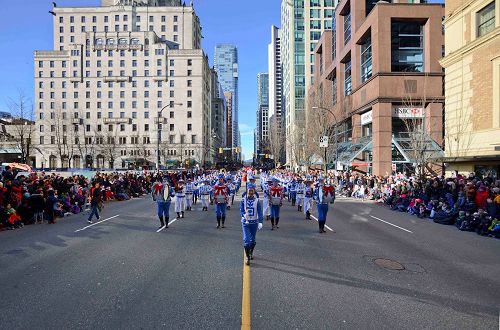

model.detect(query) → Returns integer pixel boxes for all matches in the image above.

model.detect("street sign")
[319,136,329,148]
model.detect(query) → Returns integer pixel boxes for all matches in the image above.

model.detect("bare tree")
[44,104,77,168]
[96,123,120,169]
[7,91,35,165]
[399,73,444,177]
[266,116,284,168]
[306,81,337,169]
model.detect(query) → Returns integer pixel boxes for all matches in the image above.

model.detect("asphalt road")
[0,189,499,329]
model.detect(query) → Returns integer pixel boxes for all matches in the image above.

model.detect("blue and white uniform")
[303,182,314,219]
[199,181,212,210]
[185,181,195,210]
[296,181,305,211]
[240,187,263,265]
[174,182,186,216]
[152,179,174,228]
[314,180,336,233]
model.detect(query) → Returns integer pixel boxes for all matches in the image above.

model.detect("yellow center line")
[241,251,251,330]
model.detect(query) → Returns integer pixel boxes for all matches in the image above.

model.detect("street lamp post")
[312,106,340,172]
[157,103,182,173]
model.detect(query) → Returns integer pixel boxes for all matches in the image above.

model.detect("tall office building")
[268,26,282,124]
[34,1,212,169]
[214,44,239,157]
[256,73,269,155]
[280,0,336,168]
[210,69,227,164]
[268,25,284,163]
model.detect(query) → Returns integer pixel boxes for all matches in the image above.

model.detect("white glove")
[258,223,263,230]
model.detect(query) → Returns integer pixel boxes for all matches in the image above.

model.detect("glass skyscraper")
[214,44,239,154]
[256,73,269,154]
[280,0,337,168]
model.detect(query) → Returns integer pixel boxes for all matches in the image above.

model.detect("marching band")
[150,169,337,265]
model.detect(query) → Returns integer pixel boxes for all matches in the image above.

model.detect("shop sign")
[392,107,424,118]
[361,110,373,125]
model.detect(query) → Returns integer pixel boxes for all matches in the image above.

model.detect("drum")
[271,197,281,205]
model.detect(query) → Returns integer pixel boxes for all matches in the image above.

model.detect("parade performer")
[296,178,305,212]
[152,177,173,229]
[174,179,186,219]
[303,178,314,220]
[213,174,229,228]
[269,177,284,230]
[240,184,263,266]
[199,178,212,211]
[227,177,235,209]
[289,178,297,206]
[314,177,336,233]
[185,178,195,211]
[263,178,272,221]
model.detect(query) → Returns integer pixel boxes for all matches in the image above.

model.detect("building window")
[391,22,424,72]
[343,12,351,45]
[344,59,352,96]
[360,36,372,83]
[477,2,495,37]
[332,16,336,60]
[366,0,377,17]
[332,75,337,105]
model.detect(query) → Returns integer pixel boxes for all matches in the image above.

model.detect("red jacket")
[475,190,489,209]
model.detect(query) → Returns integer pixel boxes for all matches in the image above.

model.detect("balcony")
[104,76,130,82]
[117,44,128,50]
[104,118,131,124]
[106,44,117,51]
[94,44,105,50]
[34,50,69,58]
[129,44,142,51]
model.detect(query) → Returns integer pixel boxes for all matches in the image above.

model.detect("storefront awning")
[336,133,444,166]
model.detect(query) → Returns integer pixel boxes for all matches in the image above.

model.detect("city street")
[0,190,499,329]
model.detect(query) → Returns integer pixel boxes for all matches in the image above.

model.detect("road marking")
[156,218,178,232]
[75,215,120,232]
[241,251,251,330]
[310,215,334,232]
[369,215,413,233]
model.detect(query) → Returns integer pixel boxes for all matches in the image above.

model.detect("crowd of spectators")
[0,166,217,231]
[334,171,500,238]
[0,167,150,230]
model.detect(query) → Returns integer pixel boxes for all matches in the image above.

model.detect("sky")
[0,0,281,161]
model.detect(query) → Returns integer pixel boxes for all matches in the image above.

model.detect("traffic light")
[219,147,223,154]
[235,147,240,153]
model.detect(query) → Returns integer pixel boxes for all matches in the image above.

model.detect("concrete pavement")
[0,193,498,329]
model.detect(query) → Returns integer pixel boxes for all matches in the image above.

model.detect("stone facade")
[34,2,213,169]
[441,0,500,177]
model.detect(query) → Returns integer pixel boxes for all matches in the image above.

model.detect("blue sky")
[0,0,281,161]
